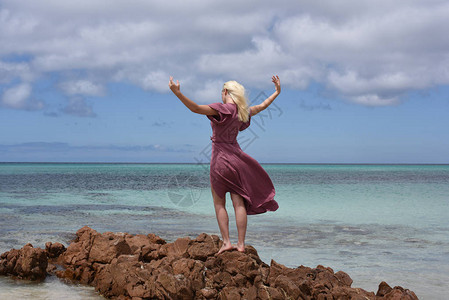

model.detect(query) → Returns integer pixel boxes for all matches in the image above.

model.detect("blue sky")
[1,0,448,163]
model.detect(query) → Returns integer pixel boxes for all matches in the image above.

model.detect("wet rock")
[0,243,48,281]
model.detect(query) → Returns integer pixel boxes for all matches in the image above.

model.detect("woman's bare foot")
[217,242,234,255]
[236,242,245,252]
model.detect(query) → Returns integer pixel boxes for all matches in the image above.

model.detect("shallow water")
[0,163,448,299]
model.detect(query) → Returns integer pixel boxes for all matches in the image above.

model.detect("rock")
[89,231,132,264]
[125,234,154,257]
[273,275,302,299]
[0,226,420,300]
[335,270,353,287]
[214,251,259,279]
[200,287,218,299]
[377,281,393,297]
[147,233,166,245]
[45,242,66,258]
[258,286,284,300]
[46,263,57,274]
[62,226,97,267]
[141,243,162,262]
[187,234,219,261]
[0,243,48,281]
[217,286,241,299]
[384,286,419,300]
[377,282,419,300]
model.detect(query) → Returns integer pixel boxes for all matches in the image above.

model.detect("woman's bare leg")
[211,187,234,254]
[230,192,247,252]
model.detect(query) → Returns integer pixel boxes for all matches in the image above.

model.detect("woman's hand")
[272,75,281,94]
[169,76,180,94]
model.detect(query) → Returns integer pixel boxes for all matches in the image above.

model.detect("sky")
[0,0,448,163]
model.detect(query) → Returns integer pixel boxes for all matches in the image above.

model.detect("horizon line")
[1,161,448,166]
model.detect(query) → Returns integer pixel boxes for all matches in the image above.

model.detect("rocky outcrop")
[0,243,48,280]
[0,226,419,299]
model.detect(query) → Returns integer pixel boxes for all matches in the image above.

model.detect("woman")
[169,75,280,254]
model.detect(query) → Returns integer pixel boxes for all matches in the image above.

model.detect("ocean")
[0,163,448,299]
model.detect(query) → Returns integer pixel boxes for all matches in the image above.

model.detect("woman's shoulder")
[211,102,237,110]
[208,102,236,115]
[225,103,239,114]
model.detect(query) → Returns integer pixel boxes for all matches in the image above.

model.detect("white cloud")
[1,83,44,110]
[193,80,225,103]
[59,80,104,96]
[349,94,400,107]
[1,83,30,108]
[0,0,448,109]
[327,70,417,98]
[269,2,449,103]
[0,61,35,83]
[114,69,170,93]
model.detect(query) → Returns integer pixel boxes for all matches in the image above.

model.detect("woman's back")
[207,103,251,144]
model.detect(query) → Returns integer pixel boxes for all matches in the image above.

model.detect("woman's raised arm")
[168,76,218,115]
[250,75,280,116]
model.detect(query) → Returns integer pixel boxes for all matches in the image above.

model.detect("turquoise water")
[0,163,448,299]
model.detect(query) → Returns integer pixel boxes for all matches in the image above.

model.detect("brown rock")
[188,234,219,261]
[46,263,57,274]
[62,226,97,267]
[172,257,205,291]
[45,242,66,258]
[212,270,233,287]
[242,285,258,299]
[141,243,162,261]
[298,279,313,297]
[156,271,194,300]
[159,237,191,259]
[314,267,339,290]
[125,234,153,257]
[316,293,333,300]
[158,242,172,257]
[89,232,132,264]
[273,274,302,299]
[268,259,316,286]
[0,226,420,300]
[174,237,192,257]
[94,254,152,298]
[377,281,393,297]
[215,251,259,279]
[218,286,241,300]
[383,286,419,300]
[0,243,48,281]
[347,288,376,299]
[200,287,218,299]
[147,233,166,245]
[335,270,353,287]
[258,286,284,300]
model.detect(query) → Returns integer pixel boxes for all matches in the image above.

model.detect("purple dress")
[207,102,279,215]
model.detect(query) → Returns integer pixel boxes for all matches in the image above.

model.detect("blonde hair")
[223,80,249,123]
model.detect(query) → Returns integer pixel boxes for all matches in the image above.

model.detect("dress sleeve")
[239,107,251,131]
[206,103,233,125]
